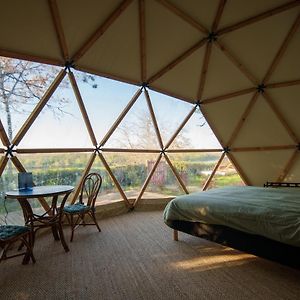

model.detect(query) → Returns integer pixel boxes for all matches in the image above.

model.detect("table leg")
[57,221,69,252]
[51,224,60,241]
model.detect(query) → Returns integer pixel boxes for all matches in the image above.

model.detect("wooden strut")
[10,156,51,212]
[12,69,66,146]
[155,0,208,34]
[231,145,296,152]
[144,89,164,149]
[202,152,225,191]
[0,156,8,176]
[48,0,69,61]
[147,37,208,84]
[72,0,133,62]
[227,92,259,147]
[217,0,300,36]
[133,153,162,207]
[164,105,197,149]
[139,0,147,82]
[212,0,227,32]
[0,119,10,147]
[266,79,300,89]
[263,92,298,143]
[101,148,160,153]
[99,88,143,147]
[164,153,189,194]
[97,152,131,208]
[68,71,98,147]
[277,149,298,182]
[70,152,96,204]
[16,148,94,154]
[201,87,256,105]
[166,149,223,153]
[197,42,212,100]
[263,13,300,84]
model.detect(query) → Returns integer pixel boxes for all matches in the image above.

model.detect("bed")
[164,186,300,267]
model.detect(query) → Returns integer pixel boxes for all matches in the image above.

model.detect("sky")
[0,70,221,150]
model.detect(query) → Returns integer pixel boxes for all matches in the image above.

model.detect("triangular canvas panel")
[18,78,94,148]
[90,154,127,204]
[218,0,289,29]
[0,58,61,144]
[230,150,293,186]
[270,26,300,83]
[171,0,219,30]
[202,93,253,146]
[58,0,121,59]
[207,154,245,190]
[170,106,221,149]
[220,8,300,82]
[167,152,223,192]
[284,154,300,182]
[232,95,295,147]
[74,71,139,143]
[146,0,206,79]
[143,156,184,198]
[149,90,194,146]
[101,152,157,201]
[78,1,140,82]
[0,1,62,60]
[104,92,160,149]
[201,44,253,99]
[151,46,206,101]
[268,86,300,141]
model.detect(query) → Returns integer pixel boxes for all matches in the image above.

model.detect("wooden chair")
[0,225,35,264]
[63,173,102,242]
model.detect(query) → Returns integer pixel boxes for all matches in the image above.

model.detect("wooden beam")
[10,156,51,212]
[101,148,160,153]
[277,149,298,182]
[231,145,296,152]
[144,89,164,149]
[147,37,207,84]
[139,0,147,82]
[12,69,66,146]
[166,148,223,153]
[16,148,94,154]
[215,41,258,85]
[155,0,208,34]
[173,229,178,241]
[97,152,131,207]
[165,105,197,149]
[68,71,98,147]
[217,1,300,36]
[263,92,298,143]
[202,152,225,191]
[227,92,259,147]
[70,152,96,204]
[226,152,251,185]
[164,153,189,194]
[0,119,10,147]
[48,0,69,61]
[267,79,300,89]
[197,42,212,100]
[72,0,133,62]
[263,13,300,84]
[201,87,256,105]
[212,0,227,32]
[99,88,143,147]
[133,153,162,207]
[0,156,8,176]
[0,49,64,66]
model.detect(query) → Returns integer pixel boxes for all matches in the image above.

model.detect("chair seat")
[63,203,90,214]
[0,225,30,241]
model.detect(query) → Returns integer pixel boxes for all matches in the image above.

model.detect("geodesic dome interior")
[0,0,300,208]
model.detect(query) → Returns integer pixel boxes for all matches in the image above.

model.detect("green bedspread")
[163,186,300,247]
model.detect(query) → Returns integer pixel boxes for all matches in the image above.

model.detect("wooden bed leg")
[173,230,178,241]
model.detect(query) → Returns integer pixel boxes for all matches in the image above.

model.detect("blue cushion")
[0,225,29,241]
[63,203,90,213]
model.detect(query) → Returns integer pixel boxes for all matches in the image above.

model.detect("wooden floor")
[1,211,300,300]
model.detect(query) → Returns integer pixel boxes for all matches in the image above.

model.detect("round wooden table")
[6,185,74,255]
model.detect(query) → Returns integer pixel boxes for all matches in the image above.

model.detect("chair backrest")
[79,173,102,207]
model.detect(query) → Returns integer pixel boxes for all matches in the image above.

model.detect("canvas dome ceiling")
[0,0,300,186]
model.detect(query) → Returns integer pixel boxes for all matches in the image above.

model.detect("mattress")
[163,186,300,247]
